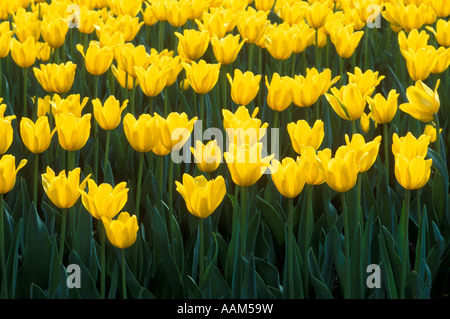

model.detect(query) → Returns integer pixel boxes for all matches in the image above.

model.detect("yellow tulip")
[149,54,183,87]
[41,166,90,209]
[0,101,15,155]
[392,132,431,161]
[275,1,306,25]
[210,34,245,65]
[224,142,274,187]
[402,47,438,82]
[36,42,51,62]
[123,113,160,153]
[79,179,129,220]
[152,112,197,156]
[50,94,89,117]
[288,71,322,108]
[11,9,40,43]
[339,134,382,173]
[304,0,333,30]
[77,41,114,76]
[255,0,276,12]
[431,0,450,18]
[330,24,364,59]
[77,5,101,34]
[367,89,399,124]
[191,140,222,173]
[291,22,316,54]
[182,59,221,94]
[55,113,91,152]
[102,212,139,249]
[149,0,168,21]
[92,95,128,131]
[175,174,226,219]
[165,0,190,27]
[398,29,430,57]
[0,22,13,58]
[40,15,68,49]
[227,69,261,106]
[316,149,359,193]
[347,67,385,98]
[265,73,292,112]
[116,43,151,79]
[108,0,142,17]
[33,61,77,94]
[10,36,38,69]
[423,124,442,143]
[432,47,450,74]
[325,83,366,121]
[20,116,56,154]
[32,95,51,117]
[300,146,331,186]
[394,155,432,190]
[196,11,228,39]
[134,64,171,97]
[265,24,295,61]
[111,65,139,90]
[222,106,268,146]
[399,80,440,122]
[287,119,324,155]
[383,2,427,32]
[186,0,208,21]
[237,7,269,44]
[175,29,210,62]
[270,157,308,198]
[0,154,27,194]
[143,3,158,26]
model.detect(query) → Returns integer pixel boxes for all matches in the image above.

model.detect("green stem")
[168,158,174,242]
[33,153,39,205]
[59,208,67,264]
[274,111,279,129]
[435,114,441,157]
[198,218,204,283]
[158,21,165,51]
[130,78,136,115]
[291,54,297,77]
[23,67,28,118]
[364,26,369,70]
[383,123,390,187]
[220,65,227,109]
[0,194,7,298]
[248,43,254,72]
[199,93,205,128]
[135,152,145,220]
[94,77,99,181]
[287,197,294,299]
[121,249,127,299]
[341,192,351,299]
[100,223,106,299]
[240,186,247,258]
[104,130,111,173]
[400,189,411,299]
[315,29,320,71]
[164,88,169,116]
[0,59,3,98]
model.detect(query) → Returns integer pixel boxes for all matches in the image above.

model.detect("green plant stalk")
[304,185,314,298]
[0,194,7,298]
[199,93,205,128]
[357,176,363,228]
[240,186,247,259]
[104,130,111,173]
[220,65,227,109]
[248,42,255,71]
[287,197,294,299]
[290,53,297,77]
[0,59,2,98]
[164,88,169,116]
[59,208,67,264]
[198,217,204,283]
[33,153,39,205]
[364,26,369,69]
[315,30,320,71]
[168,158,174,243]
[121,249,127,299]
[435,114,441,157]
[400,189,411,299]
[352,120,357,135]
[274,110,279,129]
[341,192,351,299]
[135,152,145,220]
[130,78,137,115]
[94,77,99,181]
[100,223,106,299]
[23,67,28,118]
[383,123,390,187]
[158,21,165,51]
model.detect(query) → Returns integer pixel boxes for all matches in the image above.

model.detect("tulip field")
[0,0,450,301]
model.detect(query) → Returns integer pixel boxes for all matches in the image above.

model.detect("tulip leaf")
[308,248,333,299]
[6,217,22,298]
[68,250,101,299]
[427,148,449,226]
[108,261,118,299]
[378,234,398,299]
[257,195,285,246]
[414,207,428,278]
[349,225,364,298]
[30,283,47,299]
[241,253,257,299]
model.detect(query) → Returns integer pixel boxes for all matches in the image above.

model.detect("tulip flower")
[182,59,220,95]
[20,116,56,154]
[36,42,51,62]
[360,112,377,134]
[339,134,382,173]
[0,22,13,59]
[210,34,245,65]
[109,0,142,17]
[265,25,295,61]
[40,15,68,49]
[402,47,438,82]
[398,29,430,57]
[399,80,440,122]
[77,5,101,34]
[427,19,450,47]
[237,7,269,44]
[383,2,427,33]
[111,65,139,90]
[347,67,385,98]
[288,71,323,108]
[431,47,450,74]
[150,54,183,87]
[431,0,450,18]
[123,113,160,153]
[265,73,292,112]
[325,83,366,122]
[394,155,432,190]
[92,96,128,131]
[134,64,171,98]
[227,69,261,106]
[287,119,325,155]
[101,212,139,249]
[0,154,27,194]
[300,146,331,186]
[222,106,268,146]
[224,142,274,187]
[270,157,308,198]
[116,43,151,79]
[191,140,222,173]
[175,29,210,62]
[12,9,40,43]
[304,0,333,30]
[54,113,92,152]
[291,22,316,54]
[392,132,431,161]
[330,24,364,59]
[50,94,89,118]
[176,174,226,219]
[195,11,228,39]
[0,101,15,155]
[165,0,190,27]
[10,37,38,69]
[33,61,77,94]
[77,41,114,76]
[275,0,305,25]
[423,125,442,143]
[367,89,399,124]
[79,179,129,220]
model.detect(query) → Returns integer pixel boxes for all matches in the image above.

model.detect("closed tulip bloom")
[134,64,171,97]
[304,0,333,30]
[288,72,322,108]
[402,47,438,82]
[400,80,440,122]
[270,157,308,198]
[40,15,68,49]
[339,134,382,173]
[227,69,261,106]
[42,167,90,209]
[427,20,450,47]
[187,0,208,21]
[222,106,268,146]
[92,96,128,131]
[237,7,269,44]
[77,41,114,76]
[211,34,245,65]
[367,89,399,124]
[183,59,220,94]
[287,119,324,155]
[143,4,158,25]
[150,54,183,87]
[175,29,210,62]
[398,29,430,58]
[111,65,138,90]
[310,67,340,95]
[300,146,331,186]
[109,0,142,17]
[0,154,27,194]
[79,179,129,220]
[330,24,364,59]
[325,83,366,121]
[224,142,275,187]
[20,116,56,154]
[149,0,168,21]
[431,0,450,18]
[265,25,295,60]
[77,5,101,34]
[116,43,151,79]
[153,112,197,156]
[392,132,431,161]
[347,67,385,97]
[123,113,160,153]
[107,15,144,43]
[0,23,13,58]
[383,2,427,32]
[33,61,77,94]
[55,113,91,152]
[196,11,228,39]
[50,94,89,118]
[316,149,359,193]
[166,0,190,27]
[255,0,275,12]
[102,212,139,249]
[432,47,450,74]
[10,37,38,68]
[191,140,222,173]
[12,9,40,43]
[394,155,432,190]
[265,73,292,111]
[36,42,51,62]
[275,1,306,25]
[291,22,315,53]
[423,124,441,143]
[0,102,15,155]
[176,174,226,219]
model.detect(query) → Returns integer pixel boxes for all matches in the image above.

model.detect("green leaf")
[257,195,285,246]
[68,250,101,299]
[6,217,22,298]
[378,233,398,299]
[308,249,333,299]
[241,253,257,299]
